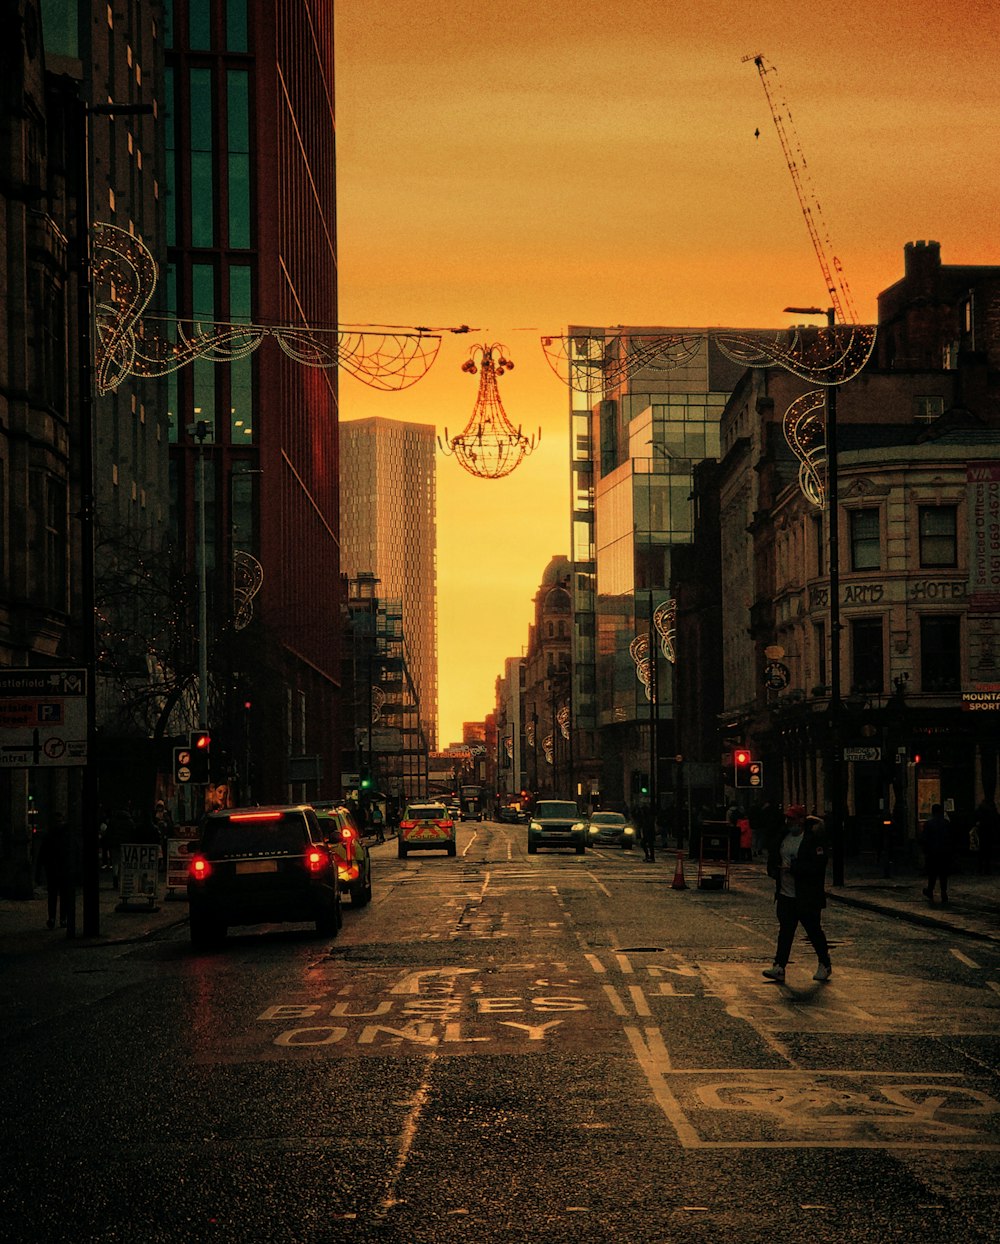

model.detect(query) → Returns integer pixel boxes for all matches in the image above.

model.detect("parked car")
[187,805,341,948]
[586,811,637,850]
[398,803,456,857]
[311,802,373,906]
[527,800,587,854]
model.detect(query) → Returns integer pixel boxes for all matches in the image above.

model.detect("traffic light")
[188,730,211,782]
[734,748,752,787]
[748,760,764,788]
[360,767,372,791]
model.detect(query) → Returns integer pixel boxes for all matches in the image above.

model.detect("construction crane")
[744,53,859,326]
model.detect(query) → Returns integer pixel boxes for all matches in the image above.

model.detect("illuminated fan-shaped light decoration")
[232,551,264,631]
[556,704,570,740]
[629,634,653,702]
[713,324,876,386]
[652,599,677,664]
[504,736,514,758]
[541,331,703,395]
[439,344,540,479]
[525,718,536,747]
[92,223,443,393]
[542,734,554,765]
[371,686,385,724]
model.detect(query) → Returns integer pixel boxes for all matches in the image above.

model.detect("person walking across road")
[762,804,832,984]
[921,802,953,903]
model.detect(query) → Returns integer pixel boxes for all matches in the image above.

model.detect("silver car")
[527,800,587,854]
[586,811,637,850]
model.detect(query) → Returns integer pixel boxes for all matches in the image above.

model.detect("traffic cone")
[671,851,687,889]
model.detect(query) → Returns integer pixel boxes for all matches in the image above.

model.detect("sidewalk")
[727,851,1000,944]
[0,867,190,958]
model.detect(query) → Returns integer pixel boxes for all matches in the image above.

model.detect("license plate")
[235,859,278,874]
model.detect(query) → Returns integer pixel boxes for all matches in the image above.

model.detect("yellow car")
[398,802,456,858]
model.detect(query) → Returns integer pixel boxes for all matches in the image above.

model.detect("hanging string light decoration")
[542,734,554,765]
[371,686,385,724]
[439,343,540,479]
[232,550,264,631]
[556,704,571,739]
[629,634,653,702]
[92,223,445,393]
[652,599,677,664]
[713,324,876,386]
[541,331,703,395]
[782,390,828,508]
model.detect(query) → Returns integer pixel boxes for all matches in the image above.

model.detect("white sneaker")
[813,963,832,982]
[762,964,785,982]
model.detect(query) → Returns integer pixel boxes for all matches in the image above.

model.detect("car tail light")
[340,825,356,842]
[229,810,282,822]
[189,854,212,881]
[305,847,328,873]
[435,819,454,829]
[400,820,416,830]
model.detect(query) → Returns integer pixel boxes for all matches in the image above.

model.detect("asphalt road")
[2,820,998,1243]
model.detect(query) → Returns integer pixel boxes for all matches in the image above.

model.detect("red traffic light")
[734,748,751,766]
[191,730,211,750]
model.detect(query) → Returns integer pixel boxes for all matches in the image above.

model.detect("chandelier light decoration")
[93,223,445,394]
[439,343,540,479]
[232,550,264,631]
[652,598,677,664]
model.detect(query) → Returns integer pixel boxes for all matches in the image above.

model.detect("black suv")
[188,805,341,948]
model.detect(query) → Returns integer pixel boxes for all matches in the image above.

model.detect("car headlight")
[529,822,540,832]
[624,827,635,836]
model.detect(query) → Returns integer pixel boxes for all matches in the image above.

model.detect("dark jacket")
[766,818,829,912]
[921,811,951,860]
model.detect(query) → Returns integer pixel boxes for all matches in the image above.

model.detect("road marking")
[586,871,612,897]
[615,952,634,974]
[950,948,981,969]
[602,984,628,1016]
[584,953,605,974]
[628,985,652,1017]
[987,981,1000,996]
[379,1056,435,1213]
[461,833,476,857]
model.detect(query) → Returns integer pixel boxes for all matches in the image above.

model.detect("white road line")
[950,948,981,969]
[379,1055,436,1213]
[586,871,612,897]
[628,985,652,1016]
[461,832,477,858]
[584,953,605,974]
[615,952,634,974]
[986,980,1000,996]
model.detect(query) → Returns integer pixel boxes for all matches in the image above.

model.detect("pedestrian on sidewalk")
[36,817,73,930]
[762,805,832,984]
[921,802,953,903]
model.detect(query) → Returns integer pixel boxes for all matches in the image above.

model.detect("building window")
[189,69,214,247]
[913,395,944,423]
[814,621,827,690]
[850,618,883,695]
[920,615,961,692]
[812,513,825,576]
[919,506,957,568]
[849,509,880,571]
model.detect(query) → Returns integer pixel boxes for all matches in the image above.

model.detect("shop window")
[920,615,961,692]
[850,617,883,695]
[849,508,880,571]
[919,506,957,568]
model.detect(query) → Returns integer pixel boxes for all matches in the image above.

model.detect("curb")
[827,888,1000,943]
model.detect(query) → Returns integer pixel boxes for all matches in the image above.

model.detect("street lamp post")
[785,305,845,886]
[75,96,153,938]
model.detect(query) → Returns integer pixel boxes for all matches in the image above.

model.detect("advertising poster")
[118,843,160,905]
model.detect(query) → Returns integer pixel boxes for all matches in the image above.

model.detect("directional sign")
[0,668,87,767]
[843,746,881,762]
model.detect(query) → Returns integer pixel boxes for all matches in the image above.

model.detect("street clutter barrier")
[165,834,197,899]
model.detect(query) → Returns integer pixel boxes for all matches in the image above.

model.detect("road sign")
[748,760,764,787]
[843,746,881,762]
[0,668,87,767]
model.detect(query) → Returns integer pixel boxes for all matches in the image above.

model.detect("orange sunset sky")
[333,0,998,745]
